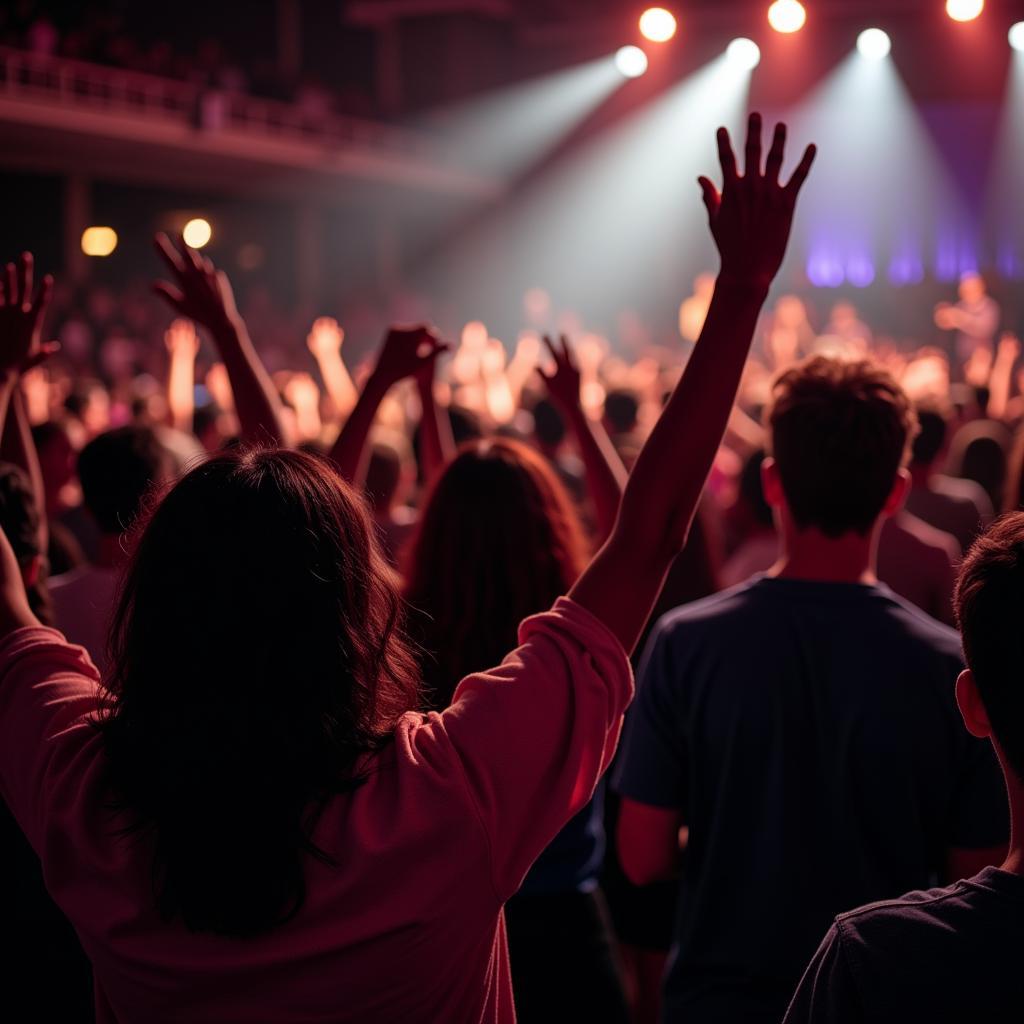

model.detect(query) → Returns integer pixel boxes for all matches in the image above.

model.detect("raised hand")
[307,317,345,361]
[536,334,582,411]
[372,325,449,389]
[164,318,200,359]
[0,253,54,374]
[153,233,239,335]
[698,113,816,290]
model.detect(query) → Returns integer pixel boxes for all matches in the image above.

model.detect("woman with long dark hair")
[404,399,628,1019]
[0,116,814,1022]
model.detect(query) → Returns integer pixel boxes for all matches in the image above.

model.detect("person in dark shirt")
[613,356,1008,1024]
[785,513,1024,1023]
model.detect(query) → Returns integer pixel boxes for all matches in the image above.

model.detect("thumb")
[698,176,720,222]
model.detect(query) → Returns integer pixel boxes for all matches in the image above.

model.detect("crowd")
[1,113,1023,1024]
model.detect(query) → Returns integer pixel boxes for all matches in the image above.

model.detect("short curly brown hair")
[766,356,916,538]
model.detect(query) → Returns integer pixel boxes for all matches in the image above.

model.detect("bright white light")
[639,8,677,43]
[768,0,807,34]
[615,46,649,78]
[945,0,984,22]
[857,28,891,61]
[183,217,212,249]
[726,38,762,70]
[81,226,118,257]
[1010,21,1024,51]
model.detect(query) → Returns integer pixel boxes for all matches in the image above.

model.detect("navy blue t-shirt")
[784,866,1024,1023]
[613,575,1008,1024]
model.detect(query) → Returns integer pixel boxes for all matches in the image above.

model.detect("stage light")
[945,0,984,22]
[726,38,762,70]
[768,0,807,34]
[615,46,649,78]
[639,8,677,43]
[183,218,213,249]
[81,226,117,257]
[1010,22,1024,51]
[857,29,891,61]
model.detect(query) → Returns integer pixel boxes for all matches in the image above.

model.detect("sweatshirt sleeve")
[433,597,634,901]
[0,626,103,853]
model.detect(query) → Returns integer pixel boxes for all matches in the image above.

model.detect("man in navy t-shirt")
[613,356,1008,1023]
[785,513,1024,1023]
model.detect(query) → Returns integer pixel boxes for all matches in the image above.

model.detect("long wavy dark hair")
[96,448,420,936]
[404,438,589,709]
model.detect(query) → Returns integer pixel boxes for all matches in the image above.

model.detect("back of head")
[78,426,171,535]
[948,421,1009,513]
[604,389,640,435]
[955,513,1024,782]
[739,449,773,529]
[364,441,403,515]
[767,356,915,537]
[99,447,419,935]
[531,397,566,449]
[404,437,587,707]
[911,405,949,468]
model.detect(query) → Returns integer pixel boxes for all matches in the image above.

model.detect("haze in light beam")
[418,57,625,180]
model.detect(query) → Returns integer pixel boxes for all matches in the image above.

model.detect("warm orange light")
[946,0,984,22]
[81,226,118,257]
[639,8,677,43]
[768,0,807,34]
[183,218,212,249]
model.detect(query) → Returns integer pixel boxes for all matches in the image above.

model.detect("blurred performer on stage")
[934,272,1000,367]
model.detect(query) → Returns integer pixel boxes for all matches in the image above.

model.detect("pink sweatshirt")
[0,597,632,1023]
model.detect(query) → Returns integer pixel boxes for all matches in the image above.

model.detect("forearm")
[1,388,48,554]
[328,371,389,485]
[564,403,627,543]
[988,354,1015,421]
[211,319,289,446]
[417,378,455,487]
[570,278,767,652]
[316,352,359,420]
[166,352,195,433]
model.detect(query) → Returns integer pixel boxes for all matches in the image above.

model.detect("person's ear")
[956,669,992,740]
[21,554,41,589]
[761,457,784,509]
[881,468,910,518]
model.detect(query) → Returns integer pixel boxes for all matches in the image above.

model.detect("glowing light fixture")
[945,0,984,22]
[1010,22,1024,51]
[183,217,213,249]
[81,226,118,257]
[726,38,762,70]
[639,8,677,43]
[857,28,891,61]
[615,45,649,78]
[767,0,807,34]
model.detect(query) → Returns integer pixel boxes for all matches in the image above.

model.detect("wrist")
[715,274,772,300]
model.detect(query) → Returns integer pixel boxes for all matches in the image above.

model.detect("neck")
[95,533,127,570]
[769,523,878,585]
[1000,766,1024,876]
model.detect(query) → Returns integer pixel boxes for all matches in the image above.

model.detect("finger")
[764,122,786,184]
[21,341,60,371]
[535,366,552,385]
[784,143,817,198]
[716,127,738,185]
[182,236,204,274]
[154,233,186,277]
[18,252,33,310]
[541,334,559,363]
[744,112,763,178]
[152,281,188,314]
[698,176,721,222]
[5,263,16,305]
[30,274,53,320]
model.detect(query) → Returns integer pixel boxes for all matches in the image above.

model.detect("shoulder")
[870,585,962,658]
[652,578,768,640]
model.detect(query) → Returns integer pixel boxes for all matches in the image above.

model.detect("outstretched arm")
[164,318,200,434]
[570,114,815,654]
[307,317,359,421]
[537,333,627,542]
[328,326,449,485]
[415,352,455,487]
[154,234,289,447]
[0,253,54,635]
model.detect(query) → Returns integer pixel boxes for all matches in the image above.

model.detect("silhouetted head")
[764,356,916,538]
[404,438,587,708]
[78,426,173,536]
[948,421,1010,513]
[531,397,566,450]
[911,405,949,468]
[604,389,640,435]
[98,447,419,936]
[955,512,1024,783]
